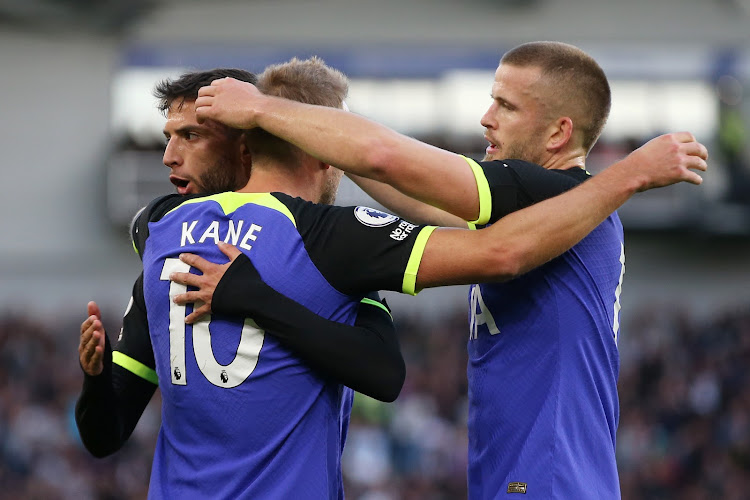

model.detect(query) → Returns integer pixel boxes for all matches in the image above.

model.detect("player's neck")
[237,160,319,202]
[542,150,587,171]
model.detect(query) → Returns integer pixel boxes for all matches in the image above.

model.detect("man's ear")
[547,116,574,152]
[240,139,252,171]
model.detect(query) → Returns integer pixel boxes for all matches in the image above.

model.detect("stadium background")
[1,0,749,498]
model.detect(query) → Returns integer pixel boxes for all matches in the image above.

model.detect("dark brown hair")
[153,68,257,115]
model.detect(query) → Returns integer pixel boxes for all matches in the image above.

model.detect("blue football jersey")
[465,158,625,499]
[130,192,432,499]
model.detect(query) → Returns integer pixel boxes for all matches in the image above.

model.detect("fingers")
[79,317,105,376]
[185,303,211,325]
[170,250,233,323]
[681,171,704,186]
[195,96,212,110]
[173,291,206,306]
[194,96,212,124]
[196,78,230,101]
[87,300,101,319]
[685,155,708,173]
[198,83,218,97]
[170,271,201,287]
[80,314,95,337]
[89,325,105,357]
[82,319,104,351]
[671,131,696,144]
[218,242,242,261]
[179,252,212,272]
[677,137,709,181]
[681,140,709,163]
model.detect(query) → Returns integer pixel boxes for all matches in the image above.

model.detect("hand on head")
[195,78,264,129]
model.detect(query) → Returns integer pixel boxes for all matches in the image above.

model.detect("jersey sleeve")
[111,273,158,385]
[463,156,589,225]
[131,194,190,258]
[75,274,158,457]
[278,194,437,296]
[212,253,404,401]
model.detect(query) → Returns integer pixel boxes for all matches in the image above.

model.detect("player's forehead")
[163,98,221,134]
[491,64,544,100]
[164,98,196,127]
[493,64,542,88]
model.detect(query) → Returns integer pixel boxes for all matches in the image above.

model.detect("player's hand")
[79,301,106,376]
[195,78,263,129]
[170,242,243,324]
[624,132,708,191]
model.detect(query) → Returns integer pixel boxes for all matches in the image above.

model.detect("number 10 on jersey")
[160,258,265,388]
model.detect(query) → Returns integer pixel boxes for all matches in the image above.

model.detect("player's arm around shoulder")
[414,133,709,289]
[415,226,522,289]
[415,167,638,289]
[228,87,484,223]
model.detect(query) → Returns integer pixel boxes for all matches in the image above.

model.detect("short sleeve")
[112,273,158,385]
[464,157,589,225]
[277,194,437,296]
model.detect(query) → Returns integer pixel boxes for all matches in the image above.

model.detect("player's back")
[467,213,624,499]
[137,193,359,499]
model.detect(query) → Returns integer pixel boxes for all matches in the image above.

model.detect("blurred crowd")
[0,302,748,499]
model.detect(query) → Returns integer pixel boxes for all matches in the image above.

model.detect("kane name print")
[179,219,263,250]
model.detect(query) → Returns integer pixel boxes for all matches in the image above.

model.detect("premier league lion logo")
[354,206,399,227]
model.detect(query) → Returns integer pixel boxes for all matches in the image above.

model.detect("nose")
[480,103,495,129]
[163,138,181,168]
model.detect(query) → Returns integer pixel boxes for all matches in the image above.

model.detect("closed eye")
[498,99,515,111]
[490,95,515,111]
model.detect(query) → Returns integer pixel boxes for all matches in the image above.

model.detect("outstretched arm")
[415,132,708,287]
[195,78,481,221]
[171,135,707,299]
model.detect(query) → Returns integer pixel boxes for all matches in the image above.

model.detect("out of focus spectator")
[1,303,748,499]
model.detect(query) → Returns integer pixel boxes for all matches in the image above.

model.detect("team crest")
[354,206,398,227]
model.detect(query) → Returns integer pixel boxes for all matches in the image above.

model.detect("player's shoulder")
[277,194,401,232]
[495,159,589,184]
[130,194,213,257]
[268,192,352,227]
[475,158,588,177]
[270,192,333,215]
[473,158,544,172]
[130,195,180,255]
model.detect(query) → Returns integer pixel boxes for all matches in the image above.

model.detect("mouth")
[484,136,500,155]
[169,175,192,195]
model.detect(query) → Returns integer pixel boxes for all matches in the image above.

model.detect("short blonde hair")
[248,57,349,164]
[501,41,611,153]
